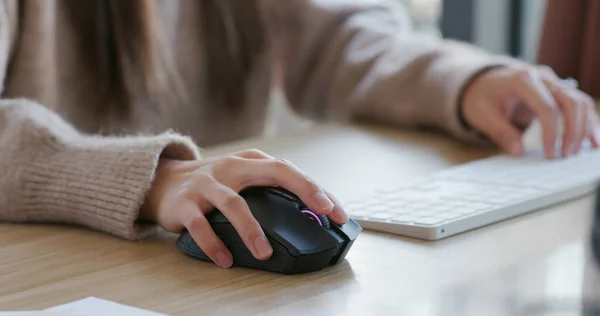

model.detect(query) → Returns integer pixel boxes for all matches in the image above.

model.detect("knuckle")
[272,158,293,170]
[212,156,243,175]
[242,149,269,159]
[513,69,532,83]
[538,65,551,71]
[300,177,320,194]
[219,156,242,167]
[172,186,193,201]
[543,104,560,117]
[240,220,262,237]
[187,215,208,232]
[187,218,223,255]
[192,172,216,187]
[550,109,561,121]
[563,99,577,110]
[221,192,245,210]
[201,240,223,256]
[537,65,555,76]
[581,94,595,108]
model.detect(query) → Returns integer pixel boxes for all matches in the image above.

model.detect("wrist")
[139,158,173,224]
[457,65,506,131]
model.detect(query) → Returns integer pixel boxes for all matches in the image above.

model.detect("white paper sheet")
[0,313,63,316]
[45,297,167,316]
[0,297,167,316]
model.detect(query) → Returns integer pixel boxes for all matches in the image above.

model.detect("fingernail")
[335,209,349,224]
[216,250,232,268]
[509,142,521,156]
[546,146,555,159]
[563,142,575,156]
[561,145,569,157]
[313,192,334,212]
[253,236,273,259]
[571,143,579,155]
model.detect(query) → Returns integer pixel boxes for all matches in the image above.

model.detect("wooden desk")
[1,123,598,315]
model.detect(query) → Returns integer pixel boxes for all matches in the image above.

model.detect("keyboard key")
[343,202,368,210]
[386,206,414,214]
[366,205,389,213]
[443,199,465,207]
[414,217,444,226]
[427,204,453,213]
[386,199,408,207]
[485,196,514,204]
[395,189,431,200]
[363,197,386,206]
[391,215,420,223]
[432,212,462,220]
[411,210,437,217]
[451,206,481,215]
[344,204,364,212]
[413,181,441,191]
[468,202,493,211]
[348,210,371,218]
[371,188,398,196]
[368,212,395,220]
[376,192,403,201]
[407,202,430,210]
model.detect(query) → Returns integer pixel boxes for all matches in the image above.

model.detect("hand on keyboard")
[460,64,599,159]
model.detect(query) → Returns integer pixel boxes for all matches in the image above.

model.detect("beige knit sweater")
[0,0,508,240]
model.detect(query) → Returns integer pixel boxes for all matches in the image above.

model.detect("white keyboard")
[344,146,600,240]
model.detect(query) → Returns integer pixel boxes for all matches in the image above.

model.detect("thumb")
[477,110,524,156]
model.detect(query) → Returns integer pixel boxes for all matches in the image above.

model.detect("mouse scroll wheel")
[301,210,331,229]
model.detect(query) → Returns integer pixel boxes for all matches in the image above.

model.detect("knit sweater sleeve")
[0,1,201,240]
[0,99,201,240]
[268,0,516,144]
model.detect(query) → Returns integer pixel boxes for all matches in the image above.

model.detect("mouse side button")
[176,230,210,260]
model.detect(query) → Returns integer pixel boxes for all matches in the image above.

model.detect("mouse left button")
[267,187,299,202]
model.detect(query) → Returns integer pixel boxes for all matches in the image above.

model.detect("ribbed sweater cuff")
[18,131,201,240]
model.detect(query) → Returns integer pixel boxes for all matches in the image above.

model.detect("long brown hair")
[63,0,267,115]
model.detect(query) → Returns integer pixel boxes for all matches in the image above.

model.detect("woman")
[0,0,597,269]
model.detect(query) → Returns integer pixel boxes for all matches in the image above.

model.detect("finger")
[590,126,600,149]
[199,178,273,261]
[200,149,273,167]
[573,95,589,153]
[550,87,584,156]
[510,103,535,129]
[231,149,274,160]
[473,104,524,156]
[585,100,600,149]
[181,201,233,268]
[511,70,560,158]
[237,158,339,218]
[537,65,560,81]
[488,119,524,156]
[324,190,349,225]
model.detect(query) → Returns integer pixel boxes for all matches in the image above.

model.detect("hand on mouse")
[460,64,600,158]
[139,149,348,268]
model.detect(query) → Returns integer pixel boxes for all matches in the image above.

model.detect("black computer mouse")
[176,186,362,274]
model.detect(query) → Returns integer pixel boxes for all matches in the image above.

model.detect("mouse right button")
[332,219,362,241]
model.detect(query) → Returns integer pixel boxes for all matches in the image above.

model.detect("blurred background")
[410,0,546,63]
[266,0,582,136]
